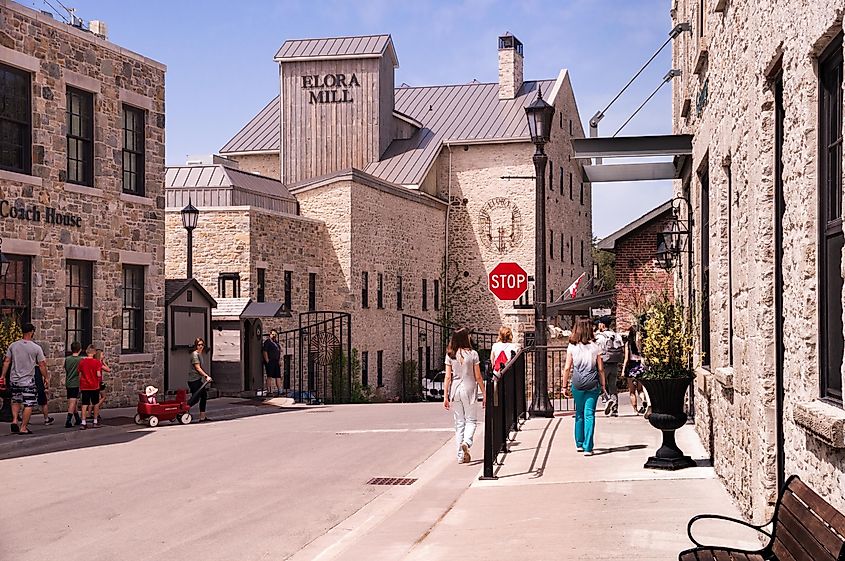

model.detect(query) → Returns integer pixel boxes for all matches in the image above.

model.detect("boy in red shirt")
[78,345,103,429]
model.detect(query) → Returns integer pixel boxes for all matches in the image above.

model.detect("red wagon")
[135,389,192,427]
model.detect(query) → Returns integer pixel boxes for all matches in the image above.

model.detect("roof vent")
[89,20,108,40]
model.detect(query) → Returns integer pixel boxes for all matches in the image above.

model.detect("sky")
[33,0,674,238]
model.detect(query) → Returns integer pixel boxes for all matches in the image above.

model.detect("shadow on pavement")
[593,444,648,456]
[0,426,153,461]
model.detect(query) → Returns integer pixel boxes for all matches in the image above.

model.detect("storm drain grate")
[366,477,417,486]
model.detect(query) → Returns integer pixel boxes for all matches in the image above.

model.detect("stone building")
[166,33,593,399]
[671,0,845,521]
[597,200,674,329]
[0,1,166,406]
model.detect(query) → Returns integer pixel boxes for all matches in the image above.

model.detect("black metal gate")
[277,311,351,404]
[401,315,496,402]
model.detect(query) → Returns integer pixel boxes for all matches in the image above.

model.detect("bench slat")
[772,518,810,561]
[777,497,836,561]
[781,492,843,560]
[789,478,845,534]
[679,549,764,561]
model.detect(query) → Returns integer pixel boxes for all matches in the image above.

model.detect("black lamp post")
[525,87,555,418]
[180,199,199,279]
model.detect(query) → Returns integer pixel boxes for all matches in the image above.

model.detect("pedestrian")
[594,316,623,416]
[443,328,486,464]
[562,318,607,456]
[64,341,83,428]
[94,348,111,422]
[188,338,213,422]
[262,330,282,396]
[34,359,54,426]
[1,322,48,435]
[490,326,520,373]
[77,346,104,429]
[622,325,647,415]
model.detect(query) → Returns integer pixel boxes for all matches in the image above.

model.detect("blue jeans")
[572,385,601,452]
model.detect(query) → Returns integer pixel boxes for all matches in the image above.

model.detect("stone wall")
[0,2,166,407]
[230,153,280,180]
[672,0,845,521]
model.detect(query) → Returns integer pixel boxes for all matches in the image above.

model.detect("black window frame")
[361,271,369,309]
[700,166,711,368]
[377,272,384,309]
[397,275,403,310]
[569,172,573,200]
[580,239,584,267]
[121,104,145,196]
[377,350,383,387]
[549,229,554,260]
[218,272,241,298]
[580,182,584,205]
[570,235,574,265]
[0,63,32,175]
[121,264,144,353]
[549,160,554,191]
[433,279,440,311]
[0,254,31,326]
[66,86,94,187]
[422,278,428,311]
[256,268,266,302]
[560,232,564,261]
[361,350,369,387]
[559,166,564,195]
[66,259,93,352]
[308,272,317,311]
[819,33,844,402]
[284,270,292,311]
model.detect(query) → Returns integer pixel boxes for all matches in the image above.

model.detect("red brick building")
[597,201,673,329]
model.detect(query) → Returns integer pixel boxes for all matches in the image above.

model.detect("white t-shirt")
[445,349,479,400]
[490,342,519,369]
[567,342,600,372]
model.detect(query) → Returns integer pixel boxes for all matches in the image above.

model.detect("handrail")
[480,348,529,480]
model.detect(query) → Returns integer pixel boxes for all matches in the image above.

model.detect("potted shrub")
[639,296,697,470]
[0,316,22,422]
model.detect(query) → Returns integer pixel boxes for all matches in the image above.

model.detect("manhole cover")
[366,477,417,486]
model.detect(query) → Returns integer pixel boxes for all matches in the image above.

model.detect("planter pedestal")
[641,377,696,471]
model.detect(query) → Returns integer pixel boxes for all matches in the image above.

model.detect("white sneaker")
[604,398,614,415]
[584,451,594,456]
[576,447,584,452]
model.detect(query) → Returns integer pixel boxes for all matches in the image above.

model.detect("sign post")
[488,262,529,301]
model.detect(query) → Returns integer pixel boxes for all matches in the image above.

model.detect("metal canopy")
[583,162,679,182]
[548,290,616,316]
[240,301,292,319]
[572,134,692,159]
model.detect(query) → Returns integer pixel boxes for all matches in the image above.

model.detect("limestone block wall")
[230,153,280,180]
[672,0,845,521]
[0,2,166,407]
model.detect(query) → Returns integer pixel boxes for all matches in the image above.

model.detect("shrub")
[639,295,695,380]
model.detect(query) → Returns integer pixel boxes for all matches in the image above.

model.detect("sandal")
[16,429,33,435]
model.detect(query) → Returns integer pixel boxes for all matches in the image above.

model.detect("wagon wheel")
[178,413,192,425]
[133,413,143,425]
[309,332,340,366]
[148,416,159,428]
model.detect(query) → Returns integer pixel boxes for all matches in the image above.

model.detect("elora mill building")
[165,33,593,400]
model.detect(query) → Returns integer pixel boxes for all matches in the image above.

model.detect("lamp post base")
[529,395,554,418]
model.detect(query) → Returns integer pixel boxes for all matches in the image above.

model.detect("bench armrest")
[687,514,772,549]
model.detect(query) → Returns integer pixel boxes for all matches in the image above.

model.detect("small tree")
[639,293,695,380]
[591,235,615,291]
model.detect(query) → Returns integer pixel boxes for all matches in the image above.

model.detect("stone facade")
[672,0,845,521]
[232,153,280,179]
[0,1,166,407]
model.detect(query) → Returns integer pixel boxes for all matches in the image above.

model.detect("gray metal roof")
[240,301,291,319]
[165,278,218,307]
[219,79,554,186]
[596,200,672,251]
[275,35,396,65]
[165,164,295,201]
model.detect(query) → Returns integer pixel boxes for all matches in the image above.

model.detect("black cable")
[41,0,68,22]
[612,77,672,137]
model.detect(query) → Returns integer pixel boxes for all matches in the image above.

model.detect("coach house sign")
[0,200,82,227]
[301,73,361,104]
[478,197,523,255]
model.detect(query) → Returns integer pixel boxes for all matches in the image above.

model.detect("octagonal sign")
[489,262,529,301]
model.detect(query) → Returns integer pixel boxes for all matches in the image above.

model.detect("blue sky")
[34,0,674,238]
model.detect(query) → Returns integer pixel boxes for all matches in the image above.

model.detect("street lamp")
[525,87,555,418]
[180,199,199,279]
[655,196,690,270]
[0,238,9,278]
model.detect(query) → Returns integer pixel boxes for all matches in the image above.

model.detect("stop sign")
[489,262,529,300]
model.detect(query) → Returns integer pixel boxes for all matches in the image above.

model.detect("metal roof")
[165,164,295,201]
[548,290,616,316]
[596,200,672,251]
[240,301,292,319]
[165,278,218,307]
[213,298,251,319]
[220,80,554,187]
[274,35,397,66]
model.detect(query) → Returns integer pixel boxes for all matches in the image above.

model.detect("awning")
[548,290,616,316]
[240,301,292,319]
[571,134,692,183]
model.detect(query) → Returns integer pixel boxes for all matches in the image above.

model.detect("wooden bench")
[679,475,845,561]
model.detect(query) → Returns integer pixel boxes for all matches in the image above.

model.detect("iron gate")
[401,315,497,402]
[277,311,352,404]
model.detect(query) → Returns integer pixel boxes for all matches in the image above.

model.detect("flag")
[565,272,586,299]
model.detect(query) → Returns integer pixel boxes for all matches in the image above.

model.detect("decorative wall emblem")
[310,332,340,366]
[478,197,523,254]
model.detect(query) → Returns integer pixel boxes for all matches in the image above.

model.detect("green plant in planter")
[639,296,695,380]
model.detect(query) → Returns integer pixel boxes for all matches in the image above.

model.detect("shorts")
[80,390,100,406]
[624,361,644,378]
[265,361,281,379]
[34,370,48,406]
[66,387,80,399]
[11,384,38,408]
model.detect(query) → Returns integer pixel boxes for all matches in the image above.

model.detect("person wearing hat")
[1,322,48,435]
[144,386,159,404]
[594,316,623,417]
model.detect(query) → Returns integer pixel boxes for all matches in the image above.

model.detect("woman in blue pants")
[562,319,607,455]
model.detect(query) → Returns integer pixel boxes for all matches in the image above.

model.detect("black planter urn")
[641,377,697,470]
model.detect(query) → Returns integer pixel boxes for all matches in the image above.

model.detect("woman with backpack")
[562,318,607,456]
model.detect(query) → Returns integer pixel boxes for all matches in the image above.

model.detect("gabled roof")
[275,34,398,67]
[219,96,280,154]
[165,278,218,307]
[596,200,673,251]
[213,298,251,319]
[165,164,295,201]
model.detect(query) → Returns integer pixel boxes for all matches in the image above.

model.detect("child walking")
[64,341,83,428]
[443,328,486,464]
[77,346,104,429]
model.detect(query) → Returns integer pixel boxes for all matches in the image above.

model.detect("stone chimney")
[498,33,524,99]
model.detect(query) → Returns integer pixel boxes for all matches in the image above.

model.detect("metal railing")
[527,346,573,411]
[480,349,528,480]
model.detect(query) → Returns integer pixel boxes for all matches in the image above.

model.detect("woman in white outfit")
[490,326,520,373]
[443,328,486,464]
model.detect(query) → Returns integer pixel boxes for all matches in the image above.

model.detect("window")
[308,272,317,311]
[121,104,145,195]
[549,160,554,191]
[570,235,574,264]
[560,233,564,261]
[0,64,31,174]
[549,230,554,260]
[726,162,733,365]
[569,172,573,200]
[580,182,584,205]
[66,87,94,186]
[559,166,564,195]
[66,260,93,352]
[284,270,292,310]
[362,271,369,309]
[434,279,440,311]
[397,275,403,310]
[422,279,428,311]
[256,268,266,302]
[0,255,31,325]
[819,33,844,401]
[361,351,369,387]
[550,289,554,302]
[580,239,584,267]
[569,119,572,135]
[700,167,711,367]
[377,350,383,386]
[122,265,144,353]
[377,273,384,309]
[218,273,241,298]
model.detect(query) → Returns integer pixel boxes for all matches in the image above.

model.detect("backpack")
[600,331,624,363]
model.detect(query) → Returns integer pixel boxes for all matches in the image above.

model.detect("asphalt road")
[0,402,454,561]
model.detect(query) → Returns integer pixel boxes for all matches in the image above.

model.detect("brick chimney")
[498,33,524,99]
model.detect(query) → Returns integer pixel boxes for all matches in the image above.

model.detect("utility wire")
[41,0,68,22]
[612,76,673,137]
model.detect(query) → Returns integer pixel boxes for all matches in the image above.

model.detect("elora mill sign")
[301,73,360,104]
